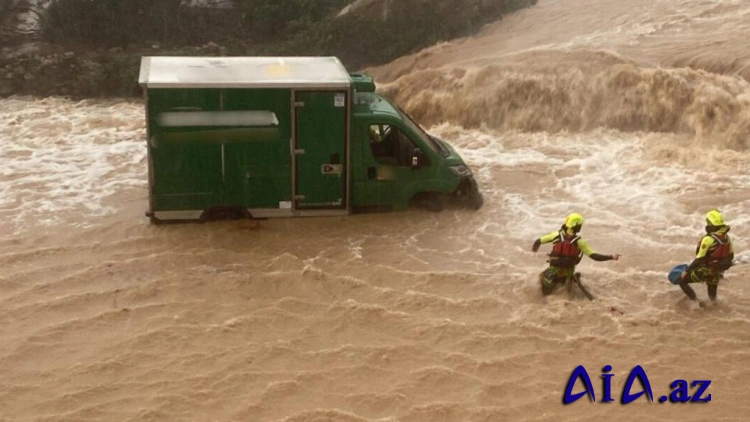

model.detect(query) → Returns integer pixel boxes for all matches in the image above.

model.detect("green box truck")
[138,56,483,223]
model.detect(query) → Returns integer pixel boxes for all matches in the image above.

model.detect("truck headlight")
[448,165,472,177]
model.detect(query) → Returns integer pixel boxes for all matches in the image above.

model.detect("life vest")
[697,233,732,269]
[549,230,583,267]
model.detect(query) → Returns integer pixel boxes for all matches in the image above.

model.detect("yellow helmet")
[564,213,584,230]
[705,209,725,226]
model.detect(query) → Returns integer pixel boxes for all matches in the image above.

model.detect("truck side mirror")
[411,148,425,169]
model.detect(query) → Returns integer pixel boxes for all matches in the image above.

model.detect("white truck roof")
[138,56,352,89]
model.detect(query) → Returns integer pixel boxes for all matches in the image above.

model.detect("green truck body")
[138,56,482,222]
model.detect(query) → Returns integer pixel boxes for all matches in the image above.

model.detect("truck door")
[362,123,423,208]
[294,91,348,210]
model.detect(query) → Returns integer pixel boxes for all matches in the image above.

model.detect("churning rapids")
[2,0,750,421]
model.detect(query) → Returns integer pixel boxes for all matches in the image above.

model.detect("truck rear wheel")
[198,206,251,223]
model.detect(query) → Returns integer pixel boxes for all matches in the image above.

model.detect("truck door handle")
[367,167,376,179]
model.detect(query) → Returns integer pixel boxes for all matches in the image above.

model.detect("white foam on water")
[429,125,739,252]
[0,97,147,233]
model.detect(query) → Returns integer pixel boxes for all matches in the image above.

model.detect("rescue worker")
[678,209,735,306]
[532,213,621,295]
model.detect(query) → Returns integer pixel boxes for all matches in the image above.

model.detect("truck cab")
[349,74,482,212]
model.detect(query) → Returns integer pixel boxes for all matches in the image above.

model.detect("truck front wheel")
[423,193,444,212]
[468,182,483,210]
[455,177,483,210]
[411,192,444,213]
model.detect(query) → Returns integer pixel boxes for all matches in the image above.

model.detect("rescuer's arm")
[532,231,561,252]
[577,238,621,261]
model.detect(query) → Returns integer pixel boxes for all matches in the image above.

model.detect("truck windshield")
[396,106,449,157]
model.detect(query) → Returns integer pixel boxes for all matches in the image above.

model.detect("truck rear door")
[293,91,348,210]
